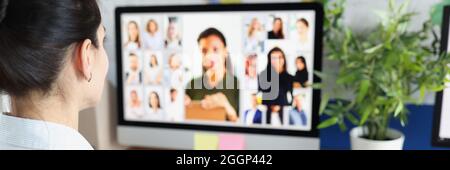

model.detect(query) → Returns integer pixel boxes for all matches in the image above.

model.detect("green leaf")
[388,0,396,12]
[338,121,347,132]
[318,117,339,129]
[357,79,370,102]
[400,112,408,127]
[319,93,330,115]
[394,100,403,117]
[314,71,327,80]
[345,113,359,125]
[311,83,323,89]
[336,71,357,84]
[359,108,371,126]
[364,44,383,54]
[374,11,388,26]
[419,86,426,103]
[398,0,410,14]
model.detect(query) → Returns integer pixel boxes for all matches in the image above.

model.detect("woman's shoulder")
[0,114,93,150]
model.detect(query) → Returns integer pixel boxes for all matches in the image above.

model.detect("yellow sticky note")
[194,133,219,150]
[219,0,241,4]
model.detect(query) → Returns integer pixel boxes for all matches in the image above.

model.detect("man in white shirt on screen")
[166,88,183,122]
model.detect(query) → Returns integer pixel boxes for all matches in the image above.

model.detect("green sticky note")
[194,133,219,150]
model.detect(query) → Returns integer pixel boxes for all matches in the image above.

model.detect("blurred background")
[0,0,447,150]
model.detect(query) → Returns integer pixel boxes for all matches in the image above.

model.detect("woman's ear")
[76,39,93,82]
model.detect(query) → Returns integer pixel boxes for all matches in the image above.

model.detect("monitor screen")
[116,4,322,137]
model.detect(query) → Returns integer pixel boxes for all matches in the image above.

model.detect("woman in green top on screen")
[185,28,239,122]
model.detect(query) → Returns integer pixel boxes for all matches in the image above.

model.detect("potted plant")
[316,0,450,150]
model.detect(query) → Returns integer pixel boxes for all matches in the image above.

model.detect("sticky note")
[219,0,241,4]
[219,134,245,150]
[194,133,219,150]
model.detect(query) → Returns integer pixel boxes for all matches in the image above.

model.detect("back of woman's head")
[0,0,101,97]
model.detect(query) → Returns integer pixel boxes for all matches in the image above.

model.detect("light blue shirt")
[289,108,307,126]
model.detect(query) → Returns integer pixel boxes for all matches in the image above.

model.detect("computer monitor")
[115,3,323,150]
[432,6,450,148]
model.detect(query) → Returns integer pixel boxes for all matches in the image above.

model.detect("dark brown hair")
[0,0,102,97]
[273,17,284,38]
[297,18,309,28]
[267,47,287,73]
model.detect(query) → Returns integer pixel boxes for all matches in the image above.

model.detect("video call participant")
[268,17,284,39]
[243,93,263,125]
[165,53,184,87]
[259,47,293,125]
[143,19,164,50]
[124,21,141,51]
[146,91,163,120]
[127,89,144,119]
[126,53,142,85]
[293,56,309,88]
[245,17,264,53]
[289,94,307,126]
[144,54,162,85]
[244,53,258,90]
[165,17,182,50]
[166,88,183,122]
[296,18,310,50]
[185,28,239,122]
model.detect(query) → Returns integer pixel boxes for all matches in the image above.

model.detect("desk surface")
[320,104,450,150]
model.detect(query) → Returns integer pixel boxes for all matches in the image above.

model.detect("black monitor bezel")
[115,2,323,137]
[432,6,450,148]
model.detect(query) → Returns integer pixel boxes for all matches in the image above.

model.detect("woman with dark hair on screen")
[258,47,293,126]
[0,0,108,150]
[145,91,163,121]
[268,17,285,39]
[293,56,309,88]
[124,21,141,51]
[185,28,239,122]
[144,54,162,85]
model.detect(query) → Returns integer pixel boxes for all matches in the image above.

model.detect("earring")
[88,72,93,83]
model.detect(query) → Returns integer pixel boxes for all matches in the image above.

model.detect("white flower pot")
[350,127,405,150]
